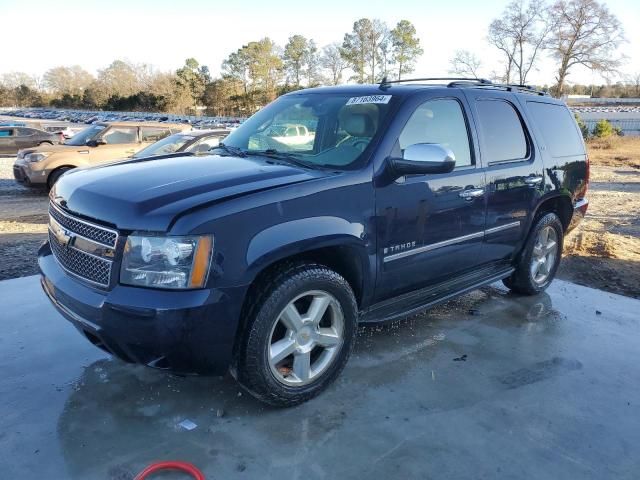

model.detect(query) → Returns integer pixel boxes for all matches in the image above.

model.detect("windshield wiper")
[213,143,247,157]
[247,149,314,169]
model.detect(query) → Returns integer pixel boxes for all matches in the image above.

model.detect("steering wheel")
[350,139,369,152]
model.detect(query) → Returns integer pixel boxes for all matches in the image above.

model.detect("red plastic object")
[134,461,205,480]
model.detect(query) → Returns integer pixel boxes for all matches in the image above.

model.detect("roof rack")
[378,76,549,96]
[379,77,492,88]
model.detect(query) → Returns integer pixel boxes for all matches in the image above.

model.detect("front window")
[64,125,105,146]
[221,93,395,169]
[133,134,194,158]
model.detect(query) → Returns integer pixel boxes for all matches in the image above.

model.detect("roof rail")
[379,76,492,89]
[378,76,549,96]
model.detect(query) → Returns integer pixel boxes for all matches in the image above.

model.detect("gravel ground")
[0,157,49,280]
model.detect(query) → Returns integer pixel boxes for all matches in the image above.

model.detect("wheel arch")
[531,193,573,232]
[47,165,76,189]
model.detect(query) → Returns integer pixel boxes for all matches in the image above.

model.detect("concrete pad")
[0,275,639,479]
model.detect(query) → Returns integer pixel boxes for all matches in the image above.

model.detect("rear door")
[374,93,487,301]
[14,128,40,150]
[462,90,544,263]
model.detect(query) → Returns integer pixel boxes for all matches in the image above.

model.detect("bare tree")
[449,50,483,78]
[488,0,552,85]
[321,43,347,85]
[548,0,626,95]
[43,66,94,96]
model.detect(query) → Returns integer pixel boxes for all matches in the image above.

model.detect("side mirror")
[86,139,106,147]
[390,143,456,177]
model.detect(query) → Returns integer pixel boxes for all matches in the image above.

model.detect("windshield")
[221,93,395,169]
[64,125,105,146]
[133,133,194,158]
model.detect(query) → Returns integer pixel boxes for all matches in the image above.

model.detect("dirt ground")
[558,136,640,299]
[1,137,639,298]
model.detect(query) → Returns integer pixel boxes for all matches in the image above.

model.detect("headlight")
[25,152,52,163]
[121,234,213,289]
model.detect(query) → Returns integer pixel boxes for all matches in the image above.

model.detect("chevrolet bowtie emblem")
[51,220,76,248]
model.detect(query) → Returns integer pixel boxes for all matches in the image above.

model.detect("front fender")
[247,216,365,266]
[244,216,371,287]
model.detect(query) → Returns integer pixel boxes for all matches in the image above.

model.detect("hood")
[51,154,326,231]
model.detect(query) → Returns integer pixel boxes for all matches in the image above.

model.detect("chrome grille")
[48,202,117,288]
[49,203,117,248]
[49,230,112,286]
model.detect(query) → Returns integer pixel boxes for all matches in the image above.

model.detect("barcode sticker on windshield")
[346,95,392,105]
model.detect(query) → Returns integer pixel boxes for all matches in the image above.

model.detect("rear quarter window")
[526,102,585,158]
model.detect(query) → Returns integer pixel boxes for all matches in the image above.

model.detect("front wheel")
[503,212,564,295]
[47,167,72,190]
[236,263,357,407]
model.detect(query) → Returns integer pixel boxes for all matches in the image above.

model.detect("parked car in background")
[0,126,61,155]
[132,129,230,159]
[41,125,81,139]
[263,123,315,147]
[13,122,190,188]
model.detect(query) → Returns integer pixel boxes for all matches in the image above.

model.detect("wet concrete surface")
[1,275,639,479]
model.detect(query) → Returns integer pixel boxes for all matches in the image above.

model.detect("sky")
[1,0,639,86]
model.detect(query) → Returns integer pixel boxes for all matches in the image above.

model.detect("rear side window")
[16,128,36,136]
[476,100,527,163]
[399,98,473,167]
[141,127,172,143]
[527,102,584,158]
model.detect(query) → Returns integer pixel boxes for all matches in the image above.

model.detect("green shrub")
[574,114,590,139]
[592,119,614,138]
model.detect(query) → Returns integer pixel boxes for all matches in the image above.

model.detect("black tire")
[503,212,564,295]
[38,141,53,146]
[47,167,72,190]
[236,263,358,407]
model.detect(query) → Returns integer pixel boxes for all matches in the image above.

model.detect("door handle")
[524,176,543,186]
[459,188,485,200]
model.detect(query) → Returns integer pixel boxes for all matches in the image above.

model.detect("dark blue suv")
[39,79,589,406]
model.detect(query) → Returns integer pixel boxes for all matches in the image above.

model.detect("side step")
[359,267,514,324]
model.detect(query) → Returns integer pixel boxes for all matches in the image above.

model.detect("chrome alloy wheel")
[268,290,344,386]
[530,225,559,285]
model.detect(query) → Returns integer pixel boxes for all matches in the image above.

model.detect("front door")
[374,94,487,301]
[89,126,141,163]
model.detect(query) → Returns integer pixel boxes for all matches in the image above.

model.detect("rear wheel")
[47,167,72,190]
[236,263,357,407]
[503,212,564,295]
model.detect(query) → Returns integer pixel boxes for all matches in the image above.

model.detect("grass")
[586,136,640,168]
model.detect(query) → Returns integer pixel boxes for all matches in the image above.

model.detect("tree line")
[0,18,421,116]
[0,0,634,116]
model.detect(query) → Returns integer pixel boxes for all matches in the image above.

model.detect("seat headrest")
[342,112,376,137]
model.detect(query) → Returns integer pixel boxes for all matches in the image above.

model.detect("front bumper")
[38,242,247,375]
[567,198,589,232]
[13,158,47,185]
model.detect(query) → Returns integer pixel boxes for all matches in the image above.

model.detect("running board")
[359,266,514,324]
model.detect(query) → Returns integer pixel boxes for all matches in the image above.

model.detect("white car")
[266,124,315,146]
